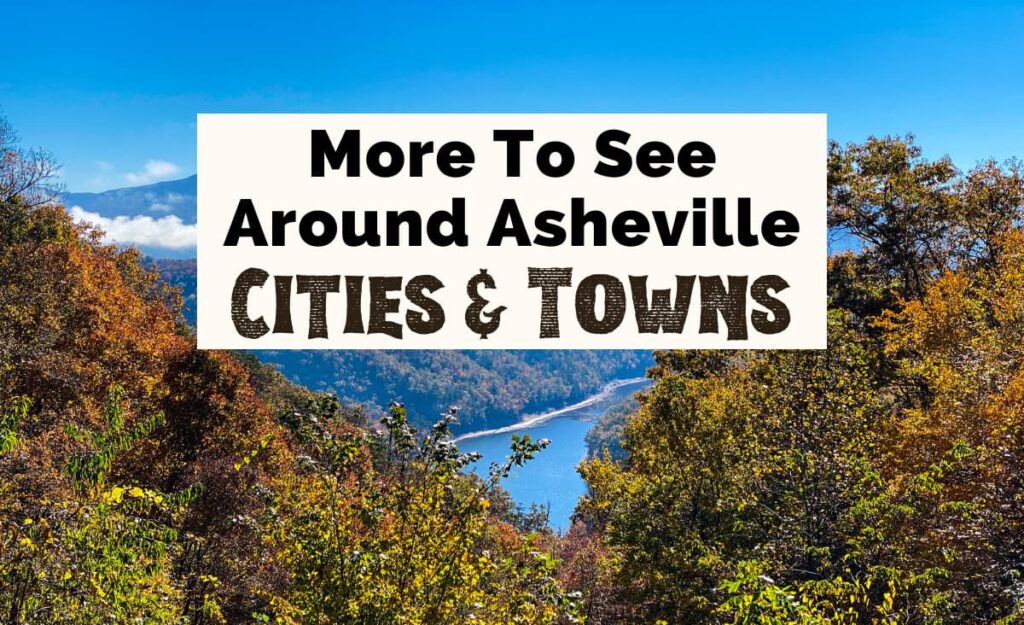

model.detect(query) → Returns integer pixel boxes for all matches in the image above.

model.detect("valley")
[151,244,650,431]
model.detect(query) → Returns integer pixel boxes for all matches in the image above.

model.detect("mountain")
[155,258,198,324]
[64,175,197,221]
[260,348,649,432]
[64,175,197,259]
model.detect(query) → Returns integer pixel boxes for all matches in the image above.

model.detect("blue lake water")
[456,378,651,531]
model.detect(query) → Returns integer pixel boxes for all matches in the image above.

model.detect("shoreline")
[453,377,649,442]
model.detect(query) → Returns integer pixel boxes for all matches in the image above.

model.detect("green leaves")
[0,395,29,455]
[267,405,577,625]
[65,385,167,492]
[489,434,551,483]
[0,388,208,625]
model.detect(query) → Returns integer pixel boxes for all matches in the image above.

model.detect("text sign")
[197,114,826,349]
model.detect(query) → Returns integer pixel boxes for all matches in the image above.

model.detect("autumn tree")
[0,114,582,624]
[262,403,580,624]
[573,136,1024,624]
[0,115,60,209]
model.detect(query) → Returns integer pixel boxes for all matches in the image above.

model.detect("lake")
[455,378,651,531]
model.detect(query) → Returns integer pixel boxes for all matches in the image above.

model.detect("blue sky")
[3,1,1023,192]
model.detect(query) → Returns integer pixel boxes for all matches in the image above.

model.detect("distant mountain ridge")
[64,175,197,259]
[65,175,197,221]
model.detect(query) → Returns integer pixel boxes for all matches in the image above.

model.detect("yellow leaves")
[262,441,577,625]
[104,486,125,503]
[92,577,107,599]
[878,272,974,357]
[874,227,1024,482]
[101,484,166,506]
[234,435,273,471]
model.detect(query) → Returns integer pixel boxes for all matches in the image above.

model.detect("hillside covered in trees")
[565,137,1024,623]
[253,349,648,432]
[3,111,1024,624]
[153,257,649,431]
[0,117,581,624]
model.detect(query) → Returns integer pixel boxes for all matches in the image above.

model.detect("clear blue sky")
[4,1,1023,192]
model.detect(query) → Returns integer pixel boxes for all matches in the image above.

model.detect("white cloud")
[124,160,181,185]
[69,206,196,250]
[84,160,187,191]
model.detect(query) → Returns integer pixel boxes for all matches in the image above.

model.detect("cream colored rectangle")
[197,114,826,349]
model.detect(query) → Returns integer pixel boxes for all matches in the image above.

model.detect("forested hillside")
[255,349,647,431]
[583,394,638,462]
[155,259,648,430]
[563,136,1024,623]
[0,117,579,624]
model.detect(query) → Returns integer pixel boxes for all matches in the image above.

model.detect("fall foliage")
[0,120,579,624]
[567,136,1024,624]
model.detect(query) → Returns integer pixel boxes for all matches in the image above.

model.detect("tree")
[878,230,1024,620]
[262,403,580,624]
[572,137,1024,624]
[0,389,215,625]
[0,115,60,209]
[0,111,587,623]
